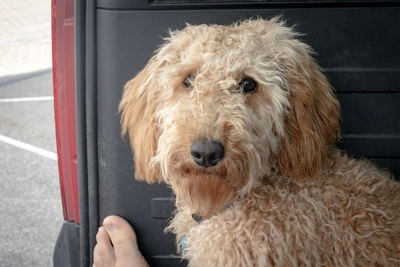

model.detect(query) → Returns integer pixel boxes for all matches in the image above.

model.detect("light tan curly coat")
[119,18,400,266]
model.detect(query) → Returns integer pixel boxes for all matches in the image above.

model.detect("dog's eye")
[183,75,194,88]
[241,78,257,94]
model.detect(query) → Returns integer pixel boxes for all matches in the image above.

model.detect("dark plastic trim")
[84,0,100,265]
[75,0,100,266]
[97,0,400,10]
[151,197,176,220]
[53,221,80,267]
[75,0,89,266]
[74,4,400,267]
[325,69,400,94]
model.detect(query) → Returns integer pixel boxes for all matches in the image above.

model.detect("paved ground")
[0,1,62,266]
[0,0,52,77]
[0,71,62,267]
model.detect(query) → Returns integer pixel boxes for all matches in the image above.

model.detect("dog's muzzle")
[190,139,224,168]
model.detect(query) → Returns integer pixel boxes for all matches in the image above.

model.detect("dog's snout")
[190,139,225,168]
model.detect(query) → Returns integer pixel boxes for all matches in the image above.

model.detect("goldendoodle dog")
[119,18,400,266]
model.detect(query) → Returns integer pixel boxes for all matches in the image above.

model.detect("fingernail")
[103,223,116,233]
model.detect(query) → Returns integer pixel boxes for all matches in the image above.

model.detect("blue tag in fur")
[181,235,188,251]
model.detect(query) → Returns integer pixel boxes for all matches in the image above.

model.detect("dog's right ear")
[119,59,162,183]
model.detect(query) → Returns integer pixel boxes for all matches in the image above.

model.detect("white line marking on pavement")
[0,32,49,45]
[0,134,57,161]
[0,96,53,103]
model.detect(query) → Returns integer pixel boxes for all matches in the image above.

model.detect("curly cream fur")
[120,18,400,266]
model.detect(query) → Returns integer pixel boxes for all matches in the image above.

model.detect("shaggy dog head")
[120,18,340,218]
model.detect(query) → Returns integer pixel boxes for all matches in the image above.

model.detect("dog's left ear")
[277,44,340,179]
[119,59,162,183]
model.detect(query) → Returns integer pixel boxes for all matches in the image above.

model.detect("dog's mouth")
[179,161,228,179]
[168,159,247,218]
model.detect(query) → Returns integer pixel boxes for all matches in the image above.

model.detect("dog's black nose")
[190,139,225,168]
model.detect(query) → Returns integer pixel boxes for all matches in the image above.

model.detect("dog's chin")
[170,161,245,219]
